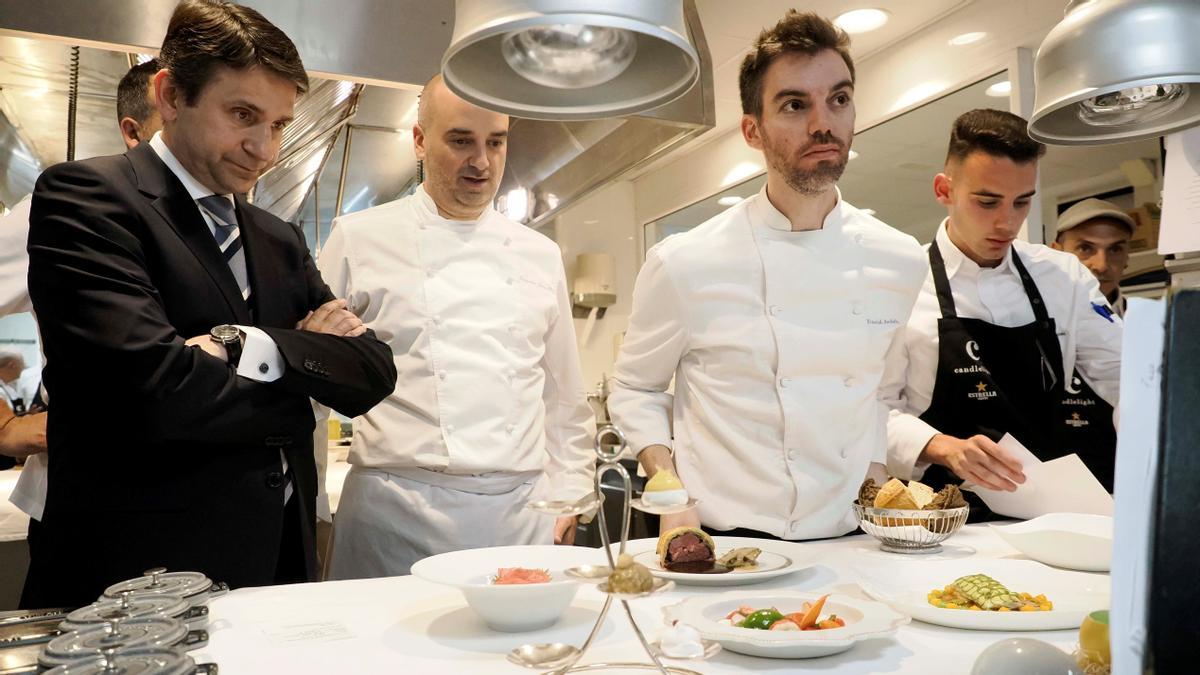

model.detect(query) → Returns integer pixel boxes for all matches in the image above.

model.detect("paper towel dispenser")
[572,253,616,318]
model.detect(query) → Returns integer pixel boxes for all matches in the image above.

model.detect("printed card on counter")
[962,433,1113,520]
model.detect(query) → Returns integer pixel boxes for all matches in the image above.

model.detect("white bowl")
[663,590,908,659]
[410,545,593,632]
[990,513,1113,572]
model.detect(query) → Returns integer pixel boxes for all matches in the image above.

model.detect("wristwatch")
[210,324,243,367]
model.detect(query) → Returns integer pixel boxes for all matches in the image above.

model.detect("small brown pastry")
[924,484,967,511]
[858,478,881,506]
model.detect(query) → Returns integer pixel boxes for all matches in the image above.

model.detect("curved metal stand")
[516,424,704,675]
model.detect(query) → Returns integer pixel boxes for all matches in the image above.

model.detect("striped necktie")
[197,195,252,302]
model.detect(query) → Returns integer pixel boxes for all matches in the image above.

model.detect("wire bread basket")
[852,503,970,553]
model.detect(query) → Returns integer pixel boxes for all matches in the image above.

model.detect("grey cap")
[1055,198,1136,236]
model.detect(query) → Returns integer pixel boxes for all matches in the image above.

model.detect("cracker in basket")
[873,478,919,510]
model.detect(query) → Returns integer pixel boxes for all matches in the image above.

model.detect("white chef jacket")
[608,186,927,539]
[0,194,32,317]
[880,219,1123,480]
[0,369,41,411]
[317,185,594,502]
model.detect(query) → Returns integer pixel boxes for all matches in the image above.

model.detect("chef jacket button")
[507,277,515,285]
[506,423,515,434]
[258,362,269,374]
[418,223,427,230]
[266,471,284,489]
[854,233,865,245]
[840,448,849,458]
[445,424,455,434]
[787,448,799,461]
[778,377,790,388]
[844,377,856,388]
[851,301,863,316]
[438,371,447,380]
[504,238,512,246]
[769,305,781,316]
[433,316,443,325]
[426,269,435,278]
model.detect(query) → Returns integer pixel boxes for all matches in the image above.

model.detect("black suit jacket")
[21,142,396,608]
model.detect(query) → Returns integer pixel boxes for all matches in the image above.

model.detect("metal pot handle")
[181,629,209,650]
[194,664,219,675]
[182,606,209,624]
[207,582,230,599]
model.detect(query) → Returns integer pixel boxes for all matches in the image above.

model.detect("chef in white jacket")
[608,11,926,540]
[319,74,595,578]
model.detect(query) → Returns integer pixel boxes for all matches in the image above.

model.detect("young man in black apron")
[880,109,1123,520]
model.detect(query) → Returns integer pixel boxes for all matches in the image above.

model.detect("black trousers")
[273,492,307,585]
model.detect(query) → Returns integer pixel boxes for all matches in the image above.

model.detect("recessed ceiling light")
[717,196,743,206]
[948,31,987,46]
[834,8,890,34]
[986,81,1013,97]
[848,149,859,161]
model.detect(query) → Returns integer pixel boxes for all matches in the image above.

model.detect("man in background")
[1051,198,1134,318]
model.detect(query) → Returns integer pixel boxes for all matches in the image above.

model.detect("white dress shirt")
[317,185,594,501]
[608,187,927,539]
[0,194,33,317]
[881,219,1123,479]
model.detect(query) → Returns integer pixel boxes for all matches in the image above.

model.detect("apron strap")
[1009,249,1052,325]
[1010,249,1061,392]
[927,241,958,319]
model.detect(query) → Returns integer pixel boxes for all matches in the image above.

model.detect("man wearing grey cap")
[1051,198,1135,318]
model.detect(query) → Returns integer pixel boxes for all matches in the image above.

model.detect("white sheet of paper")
[1111,298,1167,675]
[963,434,1113,520]
[1158,126,1200,255]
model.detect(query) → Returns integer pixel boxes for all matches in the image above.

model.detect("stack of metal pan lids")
[0,568,223,675]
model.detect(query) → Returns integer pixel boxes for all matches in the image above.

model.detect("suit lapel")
[234,196,283,326]
[128,144,252,324]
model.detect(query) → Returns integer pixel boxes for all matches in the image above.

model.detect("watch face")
[211,324,239,342]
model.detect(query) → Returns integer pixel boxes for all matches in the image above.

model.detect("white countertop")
[0,469,29,543]
[195,525,1091,674]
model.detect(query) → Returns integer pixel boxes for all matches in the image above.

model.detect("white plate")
[629,537,806,586]
[663,591,908,659]
[853,558,1109,631]
[991,513,1113,572]
[411,545,595,633]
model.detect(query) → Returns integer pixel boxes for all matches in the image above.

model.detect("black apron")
[917,243,1114,521]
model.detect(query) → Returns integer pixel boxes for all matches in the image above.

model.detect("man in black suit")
[21,0,397,608]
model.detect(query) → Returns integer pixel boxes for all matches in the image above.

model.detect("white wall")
[556,0,1069,379]
[552,180,640,392]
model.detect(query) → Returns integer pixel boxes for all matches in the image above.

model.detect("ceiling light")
[443,0,699,120]
[1030,0,1200,145]
[986,81,1013,98]
[717,196,742,206]
[948,31,987,46]
[834,8,890,34]
[848,149,859,161]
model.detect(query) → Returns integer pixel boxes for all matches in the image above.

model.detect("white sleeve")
[233,325,283,382]
[538,260,596,502]
[607,248,688,455]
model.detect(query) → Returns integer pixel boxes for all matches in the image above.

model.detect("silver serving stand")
[509,424,707,675]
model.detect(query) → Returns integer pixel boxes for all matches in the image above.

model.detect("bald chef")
[318,74,594,578]
[609,11,927,540]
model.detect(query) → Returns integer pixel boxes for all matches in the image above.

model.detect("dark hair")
[946,108,1046,165]
[116,58,161,124]
[739,11,854,118]
[158,0,308,106]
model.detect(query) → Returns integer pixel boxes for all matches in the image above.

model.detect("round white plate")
[664,591,908,659]
[629,537,806,587]
[853,558,1110,631]
[990,513,1113,572]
